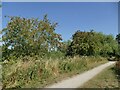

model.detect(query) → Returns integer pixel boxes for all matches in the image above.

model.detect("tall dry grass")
[2,56,107,88]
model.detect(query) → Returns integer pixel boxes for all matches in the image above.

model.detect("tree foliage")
[58,40,72,54]
[2,15,119,60]
[66,30,118,57]
[116,33,120,44]
[116,33,120,56]
[2,15,62,59]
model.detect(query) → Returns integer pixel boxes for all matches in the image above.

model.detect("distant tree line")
[66,30,119,57]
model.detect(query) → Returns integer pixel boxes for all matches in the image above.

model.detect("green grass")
[2,56,108,89]
[0,64,2,80]
[0,64,2,88]
[81,65,119,88]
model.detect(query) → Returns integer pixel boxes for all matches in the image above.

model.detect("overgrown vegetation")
[1,15,120,89]
[2,56,107,88]
[115,60,120,83]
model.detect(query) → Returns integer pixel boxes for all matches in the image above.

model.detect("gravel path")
[46,61,115,88]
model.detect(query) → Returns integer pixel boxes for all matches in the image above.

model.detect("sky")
[1,0,120,2]
[2,2,118,41]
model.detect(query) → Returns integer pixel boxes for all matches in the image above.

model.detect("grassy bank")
[0,65,2,87]
[2,56,108,89]
[81,65,119,88]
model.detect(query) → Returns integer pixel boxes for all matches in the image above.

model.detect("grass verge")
[80,65,119,88]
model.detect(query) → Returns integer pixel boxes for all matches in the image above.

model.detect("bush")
[116,60,120,75]
[2,56,107,88]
